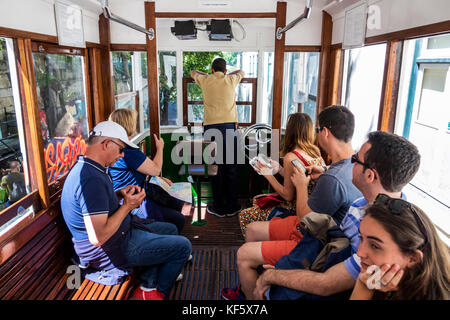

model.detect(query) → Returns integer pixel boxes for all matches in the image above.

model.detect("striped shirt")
[341,193,407,280]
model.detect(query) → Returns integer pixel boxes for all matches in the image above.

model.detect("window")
[396,34,450,246]
[112,51,149,131]
[260,52,274,125]
[158,51,177,126]
[281,52,319,128]
[33,46,89,184]
[182,51,258,126]
[0,37,32,229]
[183,78,257,126]
[341,43,387,150]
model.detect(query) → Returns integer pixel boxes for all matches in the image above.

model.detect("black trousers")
[204,122,239,211]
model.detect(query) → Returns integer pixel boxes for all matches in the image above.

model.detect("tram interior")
[0,0,448,300]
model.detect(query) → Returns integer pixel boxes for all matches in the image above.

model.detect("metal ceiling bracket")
[276,0,313,40]
[101,0,154,40]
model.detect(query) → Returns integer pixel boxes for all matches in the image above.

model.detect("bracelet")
[322,166,328,172]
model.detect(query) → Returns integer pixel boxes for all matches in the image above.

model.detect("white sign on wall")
[54,1,85,48]
[198,0,232,8]
[343,1,368,49]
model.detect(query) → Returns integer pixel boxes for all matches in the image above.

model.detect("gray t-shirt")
[307,158,362,224]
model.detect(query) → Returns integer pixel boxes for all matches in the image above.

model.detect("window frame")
[31,41,92,191]
[182,77,257,127]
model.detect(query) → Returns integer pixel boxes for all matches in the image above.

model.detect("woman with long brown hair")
[239,112,325,236]
[351,197,450,300]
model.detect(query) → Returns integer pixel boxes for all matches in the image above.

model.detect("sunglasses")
[374,193,429,250]
[107,139,126,154]
[315,125,330,134]
[351,153,371,169]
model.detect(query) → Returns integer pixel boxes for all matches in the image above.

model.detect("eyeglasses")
[107,139,126,154]
[351,153,371,169]
[374,193,429,250]
[315,125,333,134]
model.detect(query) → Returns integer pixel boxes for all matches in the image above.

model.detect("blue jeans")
[145,199,186,234]
[133,198,186,234]
[204,122,239,211]
[124,221,192,294]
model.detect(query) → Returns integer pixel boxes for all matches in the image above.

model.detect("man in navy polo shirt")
[61,121,192,300]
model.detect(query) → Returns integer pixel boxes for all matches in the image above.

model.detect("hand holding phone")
[250,154,273,175]
[291,159,308,175]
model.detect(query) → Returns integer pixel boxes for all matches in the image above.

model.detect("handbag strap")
[290,150,310,167]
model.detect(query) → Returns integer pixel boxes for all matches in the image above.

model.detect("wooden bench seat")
[71,277,134,300]
[0,204,242,300]
[0,207,135,300]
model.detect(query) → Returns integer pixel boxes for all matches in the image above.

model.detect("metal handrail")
[276,0,313,40]
[101,0,154,40]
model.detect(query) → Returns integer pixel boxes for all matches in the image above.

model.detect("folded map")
[149,176,192,203]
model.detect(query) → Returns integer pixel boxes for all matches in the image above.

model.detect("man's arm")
[190,70,208,79]
[84,186,146,246]
[227,69,245,77]
[255,261,355,298]
[290,165,312,220]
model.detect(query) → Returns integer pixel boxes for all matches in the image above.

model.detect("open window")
[396,33,450,245]
[281,51,319,128]
[182,51,258,127]
[0,37,33,232]
[341,43,387,150]
[111,51,149,131]
[158,51,178,126]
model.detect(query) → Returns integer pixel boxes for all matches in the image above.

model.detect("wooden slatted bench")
[71,277,134,300]
[0,206,135,300]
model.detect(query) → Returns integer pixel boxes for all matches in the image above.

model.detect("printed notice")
[343,1,368,49]
[198,0,232,8]
[54,1,85,48]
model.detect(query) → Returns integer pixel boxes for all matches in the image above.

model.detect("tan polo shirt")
[193,72,242,125]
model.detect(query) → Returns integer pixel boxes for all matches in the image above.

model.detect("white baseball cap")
[90,121,139,149]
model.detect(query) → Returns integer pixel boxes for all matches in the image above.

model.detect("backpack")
[269,212,352,300]
[8,173,26,202]
[0,187,8,204]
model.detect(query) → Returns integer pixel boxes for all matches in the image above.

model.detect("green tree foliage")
[112,52,132,95]
[182,51,223,77]
[182,52,220,120]
[181,51,243,122]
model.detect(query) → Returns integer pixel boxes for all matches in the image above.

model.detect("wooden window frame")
[0,37,48,242]
[0,29,95,249]
[330,20,450,133]
[182,77,257,127]
[30,41,93,197]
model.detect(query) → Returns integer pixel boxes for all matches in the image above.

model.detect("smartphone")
[291,159,308,175]
[249,154,272,175]
[258,154,273,168]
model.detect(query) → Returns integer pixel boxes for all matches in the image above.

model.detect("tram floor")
[168,200,248,299]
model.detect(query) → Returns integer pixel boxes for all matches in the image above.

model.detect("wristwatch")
[322,165,328,172]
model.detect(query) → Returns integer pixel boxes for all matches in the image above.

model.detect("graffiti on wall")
[45,136,86,183]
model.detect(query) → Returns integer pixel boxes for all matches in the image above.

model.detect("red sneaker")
[129,287,165,300]
[221,285,246,300]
